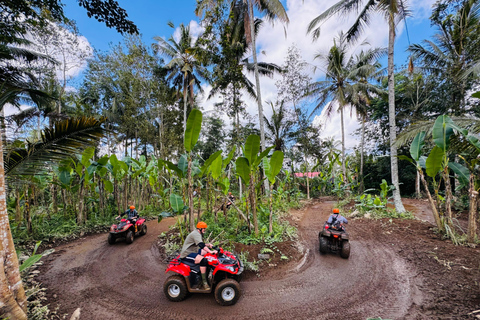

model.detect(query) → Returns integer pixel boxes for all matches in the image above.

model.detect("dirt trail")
[39,200,425,320]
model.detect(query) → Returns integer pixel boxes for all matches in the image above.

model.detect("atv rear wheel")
[340,240,350,259]
[140,224,147,236]
[125,230,134,244]
[164,275,187,302]
[319,236,328,254]
[214,278,241,306]
[107,233,116,245]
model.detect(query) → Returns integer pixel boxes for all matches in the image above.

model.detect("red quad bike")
[108,217,147,245]
[318,222,350,259]
[164,247,244,306]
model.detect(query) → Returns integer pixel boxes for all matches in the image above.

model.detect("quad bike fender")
[166,264,191,277]
[136,218,146,225]
[213,265,237,276]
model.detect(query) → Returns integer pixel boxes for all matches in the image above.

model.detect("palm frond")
[5,116,107,176]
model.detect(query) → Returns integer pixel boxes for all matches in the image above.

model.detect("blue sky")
[61,0,439,150]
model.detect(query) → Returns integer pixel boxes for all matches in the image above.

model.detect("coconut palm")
[197,0,288,153]
[409,0,480,116]
[308,0,409,212]
[308,33,383,188]
[153,23,208,132]
[264,100,296,152]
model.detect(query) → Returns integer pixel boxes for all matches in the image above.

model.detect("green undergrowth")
[336,196,415,220]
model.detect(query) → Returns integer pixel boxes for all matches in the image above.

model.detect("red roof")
[294,172,320,178]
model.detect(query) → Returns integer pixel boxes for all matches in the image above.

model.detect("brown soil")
[37,198,480,319]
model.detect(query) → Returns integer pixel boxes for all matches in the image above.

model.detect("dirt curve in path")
[39,199,424,320]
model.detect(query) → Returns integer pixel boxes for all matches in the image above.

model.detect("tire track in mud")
[39,200,423,320]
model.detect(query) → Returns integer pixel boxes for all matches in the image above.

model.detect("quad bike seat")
[179,258,201,273]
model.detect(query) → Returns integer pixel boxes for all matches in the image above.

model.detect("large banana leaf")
[169,193,185,213]
[244,135,260,166]
[184,109,202,152]
[5,117,106,176]
[199,150,222,177]
[448,162,470,190]
[426,146,444,178]
[409,132,426,162]
[222,146,236,169]
[209,155,222,180]
[432,115,454,152]
[236,157,250,185]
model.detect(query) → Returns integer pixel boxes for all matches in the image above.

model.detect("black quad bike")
[108,217,147,245]
[318,222,350,259]
[164,247,244,306]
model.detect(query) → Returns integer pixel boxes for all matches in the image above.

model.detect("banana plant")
[399,131,443,230]
[184,109,202,231]
[263,150,284,233]
[236,135,273,234]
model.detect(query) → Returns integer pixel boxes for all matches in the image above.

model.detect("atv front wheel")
[214,278,241,306]
[125,230,134,244]
[140,224,147,236]
[107,233,116,245]
[164,275,187,302]
[319,236,328,254]
[340,240,350,259]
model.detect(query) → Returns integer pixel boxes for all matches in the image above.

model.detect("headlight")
[225,266,235,272]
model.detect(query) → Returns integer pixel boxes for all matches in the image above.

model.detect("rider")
[117,206,139,231]
[180,221,217,290]
[226,192,235,208]
[327,208,348,231]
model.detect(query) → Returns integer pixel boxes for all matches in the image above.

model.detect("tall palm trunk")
[183,76,188,132]
[340,105,346,186]
[467,172,478,243]
[248,0,269,195]
[387,18,405,213]
[0,137,28,320]
[360,115,365,193]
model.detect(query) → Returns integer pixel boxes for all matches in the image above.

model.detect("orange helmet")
[196,221,208,229]
[228,192,232,195]
[130,206,135,210]
[333,208,340,214]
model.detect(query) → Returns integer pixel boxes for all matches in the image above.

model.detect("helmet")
[228,192,232,195]
[130,205,135,210]
[333,208,340,214]
[196,221,208,229]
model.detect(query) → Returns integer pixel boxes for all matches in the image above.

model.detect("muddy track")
[38,199,424,320]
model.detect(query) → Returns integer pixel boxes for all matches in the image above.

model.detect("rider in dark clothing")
[327,208,348,231]
[117,206,139,221]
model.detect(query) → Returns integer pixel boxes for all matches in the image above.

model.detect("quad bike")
[318,222,350,259]
[164,247,244,306]
[108,217,147,245]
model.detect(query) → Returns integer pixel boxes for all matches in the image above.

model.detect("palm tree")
[197,0,288,153]
[308,33,382,188]
[153,23,208,131]
[409,0,480,116]
[264,100,295,151]
[308,0,409,212]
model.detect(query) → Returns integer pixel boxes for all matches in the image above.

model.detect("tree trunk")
[25,200,31,234]
[340,105,347,187]
[248,0,269,195]
[52,177,57,216]
[77,169,85,225]
[387,17,405,213]
[443,167,453,225]
[0,136,28,319]
[360,116,365,193]
[419,169,443,231]
[268,183,273,233]
[15,189,21,222]
[415,171,421,199]
[305,155,310,200]
[188,154,194,231]
[250,172,258,234]
[467,173,478,243]
[183,77,188,132]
